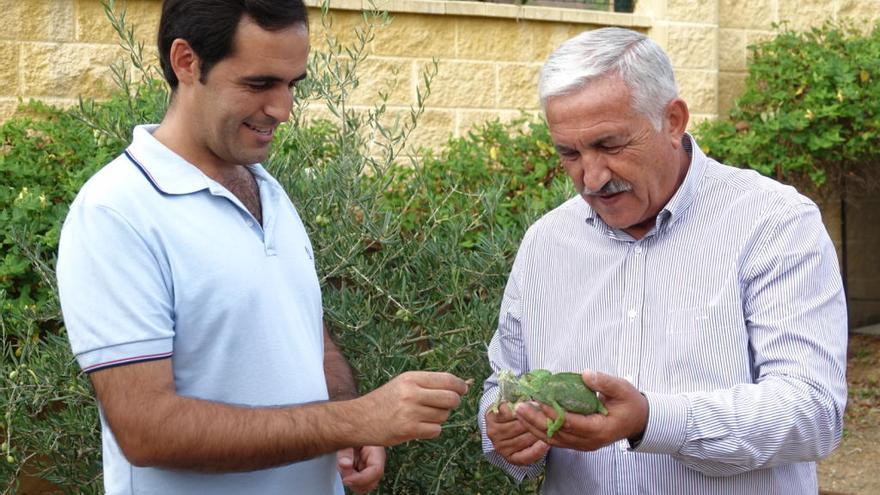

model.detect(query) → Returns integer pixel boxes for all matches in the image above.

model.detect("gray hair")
[538,27,678,130]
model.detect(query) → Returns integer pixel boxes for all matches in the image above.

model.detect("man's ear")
[663,98,690,145]
[168,38,200,87]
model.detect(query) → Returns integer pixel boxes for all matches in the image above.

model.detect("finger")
[507,439,550,466]
[419,389,463,410]
[582,369,634,399]
[513,403,551,440]
[495,430,543,453]
[336,448,356,478]
[408,371,469,395]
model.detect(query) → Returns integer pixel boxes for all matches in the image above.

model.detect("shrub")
[694,21,880,195]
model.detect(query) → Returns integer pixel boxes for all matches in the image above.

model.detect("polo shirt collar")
[124,124,214,195]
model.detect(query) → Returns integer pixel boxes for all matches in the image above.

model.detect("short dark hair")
[158,0,309,90]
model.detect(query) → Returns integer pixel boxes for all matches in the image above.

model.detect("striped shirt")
[478,135,848,494]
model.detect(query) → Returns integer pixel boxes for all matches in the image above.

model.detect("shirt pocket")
[664,304,751,392]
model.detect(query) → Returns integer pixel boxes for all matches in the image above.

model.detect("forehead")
[221,16,310,75]
[544,77,639,139]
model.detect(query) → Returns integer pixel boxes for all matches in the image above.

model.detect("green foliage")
[694,21,880,191]
[1,1,574,493]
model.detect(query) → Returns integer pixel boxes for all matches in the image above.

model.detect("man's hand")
[485,402,550,465]
[513,370,648,452]
[337,446,385,494]
[356,371,469,446]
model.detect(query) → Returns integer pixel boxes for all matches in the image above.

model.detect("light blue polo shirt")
[57,125,344,495]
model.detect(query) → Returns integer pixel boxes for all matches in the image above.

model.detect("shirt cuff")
[635,391,689,454]
[76,337,173,373]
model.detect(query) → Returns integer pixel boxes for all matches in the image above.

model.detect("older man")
[480,27,847,493]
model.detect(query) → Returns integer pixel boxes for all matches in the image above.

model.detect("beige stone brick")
[348,57,413,106]
[0,42,19,95]
[719,0,775,30]
[456,17,542,62]
[666,25,716,70]
[400,108,455,152]
[21,42,122,99]
[456,109,527,135]
[533,23,594,63]
[745,30,777,62]
[497,63,541,110]
[0,98,21,122]
[676,69,717,115]
[370,13,456,58]
[718,71,747,117]
[777,0,833,31]
[718,29,747,71]
[839,0,880,24]
[427,60,496,108]
[76,0,161,44]
[309,10,375,53]
[2,0,75,41]
[666,0,717,24]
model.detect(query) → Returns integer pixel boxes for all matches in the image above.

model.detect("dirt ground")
[818,333,880,495]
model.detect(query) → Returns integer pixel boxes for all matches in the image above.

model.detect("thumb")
[581,369,628,398]
[337,448,354,470]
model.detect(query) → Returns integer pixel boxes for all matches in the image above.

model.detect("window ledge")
[304,0,651,28]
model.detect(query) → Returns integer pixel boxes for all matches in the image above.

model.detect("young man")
[57,1,468,493]
[480,27,847,493]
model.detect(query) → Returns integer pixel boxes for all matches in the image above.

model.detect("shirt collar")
[125,124,265,195]
[583,133,708,237]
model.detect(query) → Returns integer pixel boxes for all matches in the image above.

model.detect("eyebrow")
[240,72,308,85]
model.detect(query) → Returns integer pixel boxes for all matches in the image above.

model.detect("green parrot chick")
[491,369,608,438]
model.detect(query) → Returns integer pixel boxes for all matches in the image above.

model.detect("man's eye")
[247,83,269,90]
[601,145,624,154]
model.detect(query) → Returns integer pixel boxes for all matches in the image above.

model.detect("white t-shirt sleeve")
[57,199,174,372]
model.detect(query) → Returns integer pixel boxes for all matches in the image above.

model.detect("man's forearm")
[110,389,369,471]
[324,325,358,400]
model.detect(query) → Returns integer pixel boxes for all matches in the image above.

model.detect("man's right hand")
[356,371,469,446]
[485,402,550,465]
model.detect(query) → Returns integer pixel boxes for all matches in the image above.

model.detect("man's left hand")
[337,445,386,494]
[513,370,648,452]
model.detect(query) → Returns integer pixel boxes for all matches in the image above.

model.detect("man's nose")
[579,152,612,193]
[264,86,293,124]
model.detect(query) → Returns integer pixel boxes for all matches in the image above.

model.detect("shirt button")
[245,219,254,227]
[619,440,628,452]
[627,308,637,321]
[634,245,643,255]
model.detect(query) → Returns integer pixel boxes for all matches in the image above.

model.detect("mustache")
[581,179,633,197]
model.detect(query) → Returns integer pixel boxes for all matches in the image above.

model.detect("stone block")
[496,63,541,109]
[719,0,775,30]
[309,10,374,53]
[777,0,833,32]
[348,57,413,106]
[456,109,528,136]
[665,0,717,24]
[396,108,454,152]
[718,29,747,71]
[456,17,542,62]
[839,0,880,24]
[371,13,456,58]
[2,0,75,41]
[676,69,717,115]
[21,42,122,98]
[428,60,496,108]
[0,42,19,95]
[75,0,161,44]
[718,71,747,117]
[666,25,716,70]
[0,98,20,122]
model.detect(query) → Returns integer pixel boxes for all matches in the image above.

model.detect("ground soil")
[818,333,880,495]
